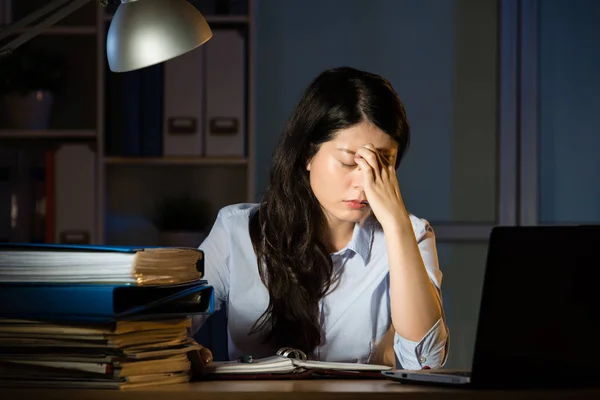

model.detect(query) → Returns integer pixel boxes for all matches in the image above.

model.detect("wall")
[539,0,600,223]
[253,0,497,222]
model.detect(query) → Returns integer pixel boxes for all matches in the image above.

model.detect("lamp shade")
[107,0,212,72]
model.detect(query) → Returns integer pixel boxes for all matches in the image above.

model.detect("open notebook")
[200,347,392,380]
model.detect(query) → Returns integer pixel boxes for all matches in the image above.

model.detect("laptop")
[382,225,600,388]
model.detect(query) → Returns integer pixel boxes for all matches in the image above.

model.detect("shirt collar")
[331,215,376,265]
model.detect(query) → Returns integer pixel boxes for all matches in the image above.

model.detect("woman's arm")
[385,217,442,341]
[353,144,447,360]
[371,222,448,369]
[391,224,448,369]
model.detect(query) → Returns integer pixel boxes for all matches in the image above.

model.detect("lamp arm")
[0,0,73,38]
[0,0,92,57]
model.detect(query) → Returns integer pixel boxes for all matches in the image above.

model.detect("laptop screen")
[471,225,600,387]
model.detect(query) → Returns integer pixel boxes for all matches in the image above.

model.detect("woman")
[192,66,449,370]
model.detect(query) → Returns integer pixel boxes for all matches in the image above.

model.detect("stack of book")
[0,243,214,389]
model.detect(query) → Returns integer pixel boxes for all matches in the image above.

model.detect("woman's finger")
[389,164,401,197]
[363,143,390,173]
[355,147,381,181]
[355,156,374,184]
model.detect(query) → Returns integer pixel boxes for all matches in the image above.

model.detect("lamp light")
[107,0,212,72]
[0,0,212,73]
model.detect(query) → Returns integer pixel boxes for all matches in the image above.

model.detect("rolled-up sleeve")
[394,221,450,370]
[394,317,449,369]
[189,209,231,336]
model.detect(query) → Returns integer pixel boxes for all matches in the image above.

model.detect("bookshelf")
[0,0,255,246]
[0,130,96,139]
[104,157,249,166]
[10,26,97,34]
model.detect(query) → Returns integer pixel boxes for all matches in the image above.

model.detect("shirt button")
[419,356,427,363]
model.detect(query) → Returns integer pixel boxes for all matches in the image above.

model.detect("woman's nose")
[352,167,364,189]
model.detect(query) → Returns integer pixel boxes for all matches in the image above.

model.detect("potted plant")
[0,46,67,129]
[152,195,213,247]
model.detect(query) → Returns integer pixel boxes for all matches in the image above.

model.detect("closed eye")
[340,162,357,168]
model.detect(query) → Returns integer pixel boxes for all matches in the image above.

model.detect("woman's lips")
[345,200,369,210]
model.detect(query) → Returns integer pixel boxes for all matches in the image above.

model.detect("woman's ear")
[306,158,312,171]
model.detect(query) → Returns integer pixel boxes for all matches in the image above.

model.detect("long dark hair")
[249,66,410,354]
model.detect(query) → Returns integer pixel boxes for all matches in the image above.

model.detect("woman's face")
[306,122,398,228]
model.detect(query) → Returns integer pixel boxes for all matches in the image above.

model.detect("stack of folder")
[0,243,214,389]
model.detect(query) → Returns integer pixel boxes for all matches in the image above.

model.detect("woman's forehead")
[328,124,397,153]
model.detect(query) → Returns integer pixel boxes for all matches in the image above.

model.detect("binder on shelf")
[139,64,164,157]
[204,28,246,157]
[104,60,163,157]
[54,144,96,244]
[162,45,205,157]
[104,62,142,157]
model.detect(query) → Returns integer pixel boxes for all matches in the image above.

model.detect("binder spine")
[0,284,116,320]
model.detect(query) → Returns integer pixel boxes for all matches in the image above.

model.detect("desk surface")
[1,380,599,400]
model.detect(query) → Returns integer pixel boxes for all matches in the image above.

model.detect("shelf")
[104,156,248,166]
[0,130,96,139]
[205,15,250,24]
[103,14,249,24]
[6,26,97,35]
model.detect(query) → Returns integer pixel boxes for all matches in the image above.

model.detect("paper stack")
[0,243,214,389]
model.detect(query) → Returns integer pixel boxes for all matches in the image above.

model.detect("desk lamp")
[0,0,213,72]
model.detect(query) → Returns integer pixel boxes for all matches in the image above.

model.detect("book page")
[292,359,392,372]
[204,356,296,374]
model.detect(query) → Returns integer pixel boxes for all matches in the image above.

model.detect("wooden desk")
[1,380,599,399]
